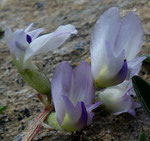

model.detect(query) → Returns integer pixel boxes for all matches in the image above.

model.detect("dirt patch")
[0,0,150,140]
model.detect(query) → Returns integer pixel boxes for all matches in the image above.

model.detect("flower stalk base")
[21,108,50,141]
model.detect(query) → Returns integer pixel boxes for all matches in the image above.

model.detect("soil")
[0,0,150,141]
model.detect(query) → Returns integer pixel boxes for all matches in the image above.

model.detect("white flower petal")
[4,27,13,50]
[90,7,121,79]
[24,23,33,32]
[99,81,134,115]
[27,28,44,40]
[5,28,28,60]
[105,41,125,78]
[126,56,146,79]
[115,12,144,61]
[24,24,77,61]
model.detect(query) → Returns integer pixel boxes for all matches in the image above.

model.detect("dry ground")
[0,0,150,140]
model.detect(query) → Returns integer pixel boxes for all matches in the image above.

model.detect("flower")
[90,7,145,88]
[98,50,145,115]
[4,23,77,95]
[48,61,101,131]
[98,80,140,116]
[5,23,77,65]
[98,47,144,115]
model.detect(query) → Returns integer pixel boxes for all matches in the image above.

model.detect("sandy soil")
[0,0,150,140]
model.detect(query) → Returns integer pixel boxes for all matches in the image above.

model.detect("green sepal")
[13,57,51,95]
[47,112,63,130]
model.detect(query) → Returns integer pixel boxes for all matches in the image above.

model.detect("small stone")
[36,99,39,103]
[14,109,18,112]
[42,64,46,67]
[141,71,146,75]
[21,126,25,130]
[8,67,11,71]
[17,115,23,121]
[21,122,24,125]
[36,109,41,112]
[36,2,45,8]
[24,108,30,117]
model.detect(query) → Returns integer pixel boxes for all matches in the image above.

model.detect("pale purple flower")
[90,7,145,88]
[4,23,77,95]
[98,56,143,115]
[51,61,101,131]
[99,80,140,116]
[5,23,77,64]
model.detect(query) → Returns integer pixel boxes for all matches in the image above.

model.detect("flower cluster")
[5,7,145,132]
[90,7,145,115]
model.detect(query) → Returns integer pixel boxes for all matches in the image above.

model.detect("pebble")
[36,2,45,8]
[17,115,23,121]
[21,125,25,130]
[21,108,30,118]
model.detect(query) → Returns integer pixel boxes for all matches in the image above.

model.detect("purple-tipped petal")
[86,102,102,125]
[26,34,32,44]
[115,12,144,61]
[24,24,77,61]
[116,59,128,83]
[87,102,102,113]
[24,23,44,40]
[91,7,121,79]
[51,62,72,125]
[27,28,44,40]
[87,112,94,125]
[94,41,126,88]
[62,95,81,123]
[70,61,95,106]
[61,99,88,131]
[78,102,88,128]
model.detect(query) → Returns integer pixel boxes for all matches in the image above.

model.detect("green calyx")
[13,56,51,95]
[47,112,63,131]
[19,67,51,95]
[47,112,80,132]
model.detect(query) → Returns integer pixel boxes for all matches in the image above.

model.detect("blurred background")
[0,0,150,140]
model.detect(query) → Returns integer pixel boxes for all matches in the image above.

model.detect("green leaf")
[132,76,150,118]
[138,128,147,141]
[143,54,150,63]
[0,105,7,114]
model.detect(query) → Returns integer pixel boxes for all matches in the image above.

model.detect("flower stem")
[21,108,50,141]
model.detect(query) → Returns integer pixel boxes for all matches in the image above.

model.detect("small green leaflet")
[132,76,150,118]
[143,54,150,64]
[0,105,7,114]
[138,128,147,141]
